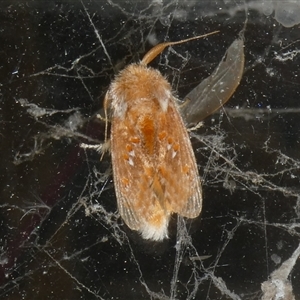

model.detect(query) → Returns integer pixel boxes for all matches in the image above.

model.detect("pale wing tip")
[139,218,169,241]
[178,193,202,219]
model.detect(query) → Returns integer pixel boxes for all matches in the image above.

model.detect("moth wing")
[181,38,244,125]
[110,107,161,231]
[158,98,202,218]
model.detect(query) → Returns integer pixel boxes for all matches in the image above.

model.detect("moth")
[103,32,226,241]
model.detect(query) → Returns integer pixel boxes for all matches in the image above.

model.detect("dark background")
[1,0,300,299]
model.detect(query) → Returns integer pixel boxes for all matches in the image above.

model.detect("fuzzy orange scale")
[140,115,155,155]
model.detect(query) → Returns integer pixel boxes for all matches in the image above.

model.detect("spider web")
[1,0,300,299]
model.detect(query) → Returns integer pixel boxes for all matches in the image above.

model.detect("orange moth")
[103,32,219,241]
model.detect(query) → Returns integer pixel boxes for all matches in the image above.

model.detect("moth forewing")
[164,98,202,218]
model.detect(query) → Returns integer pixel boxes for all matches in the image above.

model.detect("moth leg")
[101,139,111,157]
[80,139,111,160]
[96,113,107,122]
[180,98,203,132]
[187,121,203,132]
[178,97,190,109]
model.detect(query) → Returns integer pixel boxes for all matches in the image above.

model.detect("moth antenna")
[101,93,109,160]
[141,30,220,66]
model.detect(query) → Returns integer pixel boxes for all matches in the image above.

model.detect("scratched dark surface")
[1,1,300,299]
